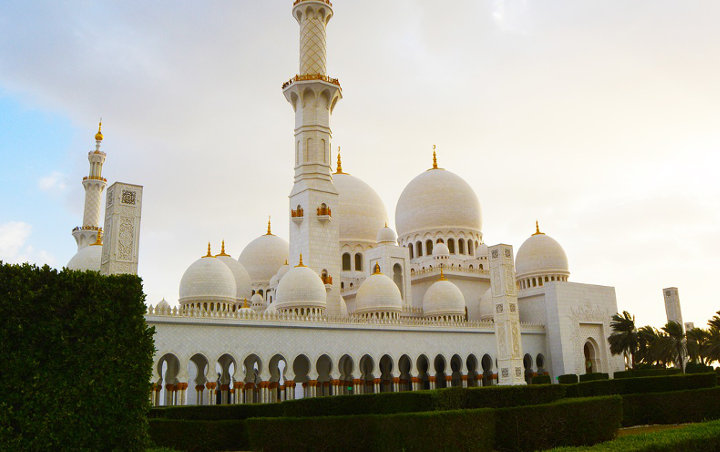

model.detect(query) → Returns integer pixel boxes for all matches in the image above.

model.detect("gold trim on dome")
[372,262,381,275]
[94,120,103,141]
[439,266,446,281]
[216,240,230,257]
[296,254,305,267]
[90,228,103,246]
[532,220,545,236]
[203,242,214,258]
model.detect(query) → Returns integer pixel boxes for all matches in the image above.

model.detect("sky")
[0,0,718,329]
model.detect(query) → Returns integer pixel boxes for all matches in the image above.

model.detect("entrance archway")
[583,339,600,374]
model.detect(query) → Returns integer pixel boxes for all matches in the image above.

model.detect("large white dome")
[423,276,466,317]
[515,225,569,278]
[238,233,289,283]
[395,167,482,238]
[355,271,402,315]
[66,244,102,271]
[216,253,252,301]
[275,264,327,311]
[333,172,388,244]
[179,255,237,304]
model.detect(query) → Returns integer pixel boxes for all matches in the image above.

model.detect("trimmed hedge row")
[613,368,681,379]
[559,374,579,384]
[149,419,248,452]
[532,375,551,384]
[247,408,496,452]
[495,396,622,451]
[149,403,282,420]
[622,386,720,427]
[549,418,720,451]
[565,372,716,398]
[579,372,609,382]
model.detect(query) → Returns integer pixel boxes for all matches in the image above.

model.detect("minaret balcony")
[293,0,333,7]
[291,207,304,224]
[282,73,340,90]
[83,176,107,182]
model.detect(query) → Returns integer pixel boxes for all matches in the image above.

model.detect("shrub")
[150,403,282,420]
[434,385,566,410]
[532,375,551,384]
[247,408,496,452]
[565,372,717,398]
[549,418,720,451]
[558,374,579,384]
[494,396,622,451]
[686,362,715,374]
[579,372,609,382]
[613,368,681,379]
[622,386,720,426]
[0,263,154,451]
[149,419,248,452]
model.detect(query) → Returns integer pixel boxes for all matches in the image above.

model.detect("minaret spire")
[266,216,272,235]
[72,120,108,250]
[335,146,344,174]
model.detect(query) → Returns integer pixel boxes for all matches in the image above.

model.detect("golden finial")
[532,220,545,236]
[242,298,249,308]
[296,253,305,267]
[266,216,272,235]
[384,221,388,228]
[432,145,438,169]
[91,228,103,246]
[95,119,103,141]
[334,146,344,174]
[216,239,230,257]
[439,265,446,280]
[373,262,381,274]
[203,242,213,258]
[284,258,288,265]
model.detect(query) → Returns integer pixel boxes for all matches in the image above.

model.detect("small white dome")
[338,296,348,317]
[355,271,402,315]
[251,293,264,305]
[423,276,466,317]
[479,288,494,321]
[216,254,252,301]
[376,225,397,244]
[476,243,489,258]
[395,166,482,239]
[66,244,102,271]
[156,298,170,310]
[333,172,388,244]
[515,224,569,278]
[238,233,289,283]
[270,261,291,288]
[275,264,327,311]
[433,242,450,257]
[179,255,237,304]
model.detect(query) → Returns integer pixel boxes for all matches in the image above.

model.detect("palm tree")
[662,321,687,371]
[706,311,720,364]
[608,311,638,369]
[686,327,710,365]
[636,326,663,366]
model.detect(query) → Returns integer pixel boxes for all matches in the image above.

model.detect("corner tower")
[282,0,343,315]
[72,121,108,250]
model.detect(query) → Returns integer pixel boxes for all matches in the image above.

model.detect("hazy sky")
[1,0,718,329]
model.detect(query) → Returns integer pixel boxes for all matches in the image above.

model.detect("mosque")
[66,0,624,405]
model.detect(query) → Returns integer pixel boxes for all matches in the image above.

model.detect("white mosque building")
[66,0,623,405]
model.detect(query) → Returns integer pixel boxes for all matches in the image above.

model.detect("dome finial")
[296,253,305,267]
[266,216,272,235]
[384,221,388,228]
[91,228,103,246]
[216,239,230,257]
[94,119,103,141]
[203,242,213,258]
[335,146,344,174]
[532,220,545,236]
[242,297,249,308]
[432,144,437,169]
[439,265,446,281]
[373,262,381,274]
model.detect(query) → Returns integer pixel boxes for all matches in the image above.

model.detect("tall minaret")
[283,0,343,315]
[663,287,684,331]
[72,121,108,250]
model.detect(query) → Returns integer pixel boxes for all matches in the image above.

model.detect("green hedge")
[549,418,720,451]
[613,368,681,379]
[247,408,496,452]
[149,403,282,420]
[281,389,436,418]
[0,263,154,451]
[149,419,248,452]
[579,372,609,382]
[565,372,717,398]
[622,386,720,426]
[559,374,579,384]
[686,362,715,374]
[494,396,622,451]
[432,385,567,411]
[532,375,551,384]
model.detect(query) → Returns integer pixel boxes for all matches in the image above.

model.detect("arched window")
[436,238,444,243]
[468,241,474,256]
[408,244,414,259]
[425,239,433,256]
[258,289,264,296]
[416,241,423,257]
[393,263,403,298]
[458,239,465,255]
[448,239,455,254]
[354,253,363,271]
[342,253,351,271]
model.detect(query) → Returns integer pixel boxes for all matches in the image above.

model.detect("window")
[425,239,433,256]
[408,244,414,259]
[416,241,423,257]
[342,253,351,271]
[393,263,403,298]
[354,253,363,271]
[448,239,455,254]
[468,241,474,255]
[458,239,465,255]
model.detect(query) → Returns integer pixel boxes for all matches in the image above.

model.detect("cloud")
[38,171,68,192]
[0,221,57,266]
